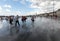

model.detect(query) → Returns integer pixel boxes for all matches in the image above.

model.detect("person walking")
[9,16,13,25]
[15,15,20,27]
[31,16,35,22]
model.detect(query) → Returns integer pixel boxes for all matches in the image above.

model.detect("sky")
[0,0,60,16]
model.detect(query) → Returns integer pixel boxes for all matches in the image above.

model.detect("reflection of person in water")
[22,22,26,28]
[31,21,35,28]
[22,22,30,32]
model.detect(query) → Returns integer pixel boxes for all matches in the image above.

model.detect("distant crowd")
[0,15,35,27]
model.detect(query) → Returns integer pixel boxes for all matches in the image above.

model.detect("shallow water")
[0,17,60,41]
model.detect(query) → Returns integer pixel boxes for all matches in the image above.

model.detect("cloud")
[14,0,60,15]
[12,0,60,14]
[25,9,45,15]
[0,6,2,12]
[6,9,11,12]
[28,0,60,2]
[54,2,60,10]
[20,0,26,4]
[0,0,60,15]
[4,4,12,8]
[0,5,21,16]
[28,0,60,13]
[0,10,22,16]
[0,5,22,16]
[0,6,2,10]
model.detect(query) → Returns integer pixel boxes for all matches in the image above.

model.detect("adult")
[21,16,27,22]
[15,15,20,26]
[31,16,35,22]
[9,16,13,25]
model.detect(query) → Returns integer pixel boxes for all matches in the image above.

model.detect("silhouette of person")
[9,16,13,25]
[31,16,35,22]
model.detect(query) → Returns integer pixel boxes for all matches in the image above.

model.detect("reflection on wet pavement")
[0,17,60,41]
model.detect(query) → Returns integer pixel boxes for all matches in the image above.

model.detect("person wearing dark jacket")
[9,17,13,25]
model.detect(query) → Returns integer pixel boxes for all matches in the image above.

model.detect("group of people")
[0,15,35,27]
[9,15,20,26]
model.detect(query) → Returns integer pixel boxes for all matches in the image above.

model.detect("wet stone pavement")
[0,17,60,41]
